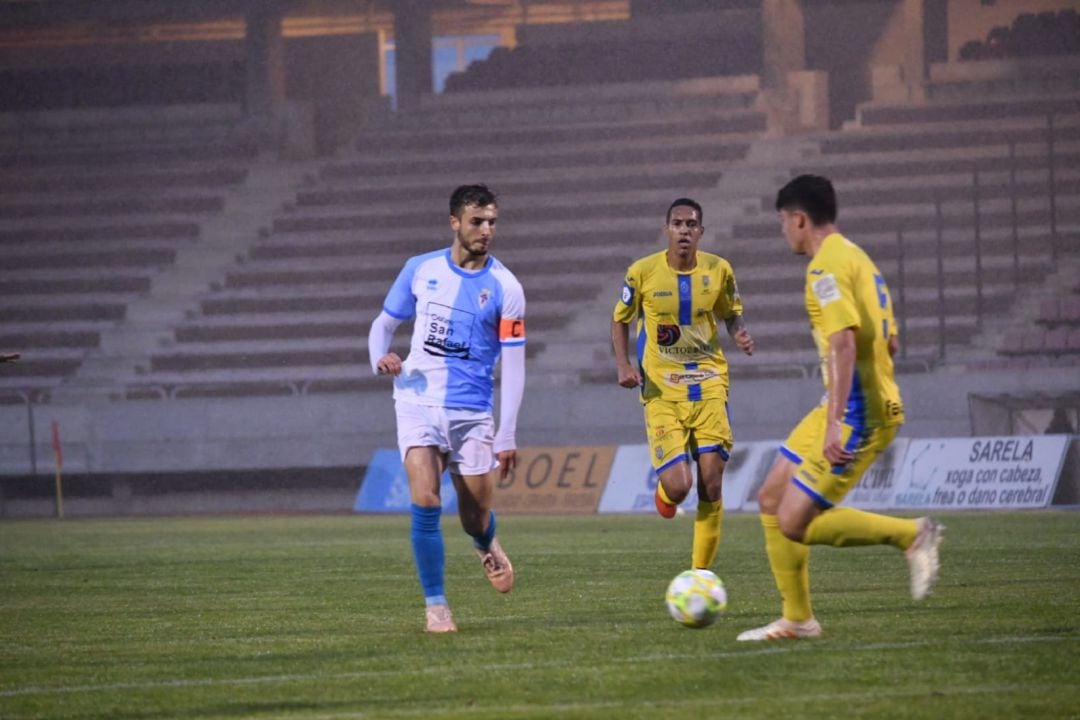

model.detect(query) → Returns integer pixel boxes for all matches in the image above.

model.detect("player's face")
[450,203,498,258]
[779,209,808,255]
[664,205,703,261]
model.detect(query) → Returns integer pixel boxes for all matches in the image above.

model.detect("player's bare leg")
[454,472,514,593]
[655,461,693,519]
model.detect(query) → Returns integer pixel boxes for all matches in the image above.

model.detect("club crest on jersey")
[702,276,710,287]
[478,288,492,307]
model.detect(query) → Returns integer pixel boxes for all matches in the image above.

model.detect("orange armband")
[499,318,526,342]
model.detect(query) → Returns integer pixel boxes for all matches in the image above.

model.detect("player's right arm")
[612,263,643,388]
[369,259,417,376]
[611,320,642,388]
[369,311,403,375]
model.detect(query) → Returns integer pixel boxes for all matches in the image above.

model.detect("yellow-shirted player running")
[737,175,944,642]
[612,198,754,572]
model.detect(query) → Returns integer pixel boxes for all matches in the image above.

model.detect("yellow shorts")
[780,404,899,507]
[644,397,733,473]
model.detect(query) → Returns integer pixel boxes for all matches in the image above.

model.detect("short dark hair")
[666,197,703,224]
[450,184,498,218]
[775,174,837,226]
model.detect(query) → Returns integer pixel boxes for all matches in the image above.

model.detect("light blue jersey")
[382,248,526,411]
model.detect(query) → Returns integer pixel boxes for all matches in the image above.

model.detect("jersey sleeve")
[498,275,527,347]
[714,261,744,320]
[613,261,642,324]
[811,254,860,337]
[382,257,419,320]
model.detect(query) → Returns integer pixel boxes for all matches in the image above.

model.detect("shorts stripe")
[656,452,688,475]
[693,444,730,461]
[779,446,802,464]
[792,476,834,509]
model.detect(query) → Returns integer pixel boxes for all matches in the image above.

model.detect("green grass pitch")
[1,511,1078,719]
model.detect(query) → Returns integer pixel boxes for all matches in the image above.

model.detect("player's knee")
[778,514,807,543]
[662,475,692,503]
[412,490,441,508]
[755,484,782,514]
[700,476,723,503]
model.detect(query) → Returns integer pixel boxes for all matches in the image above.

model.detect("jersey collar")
[444,248,492,278]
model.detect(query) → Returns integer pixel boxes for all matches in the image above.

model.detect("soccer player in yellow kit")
[612,198,754,572]
[737,175,943,642]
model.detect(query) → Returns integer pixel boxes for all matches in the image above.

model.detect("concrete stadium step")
[319,137,749,181]
[0,276,151,297]
[295,171,723,210]
[355,110,765,153]
[0,195,225,221]
[855,94,1080,127]
[0,165,248,195]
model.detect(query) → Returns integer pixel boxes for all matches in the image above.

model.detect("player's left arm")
[824,327,857,466]
[494,282,526,480]
[813,256,862,466]
[886,297,901,357]
[718,265,754,355]
[725,314,754,356]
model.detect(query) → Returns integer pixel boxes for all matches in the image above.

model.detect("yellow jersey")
[806,233,903,427]
[614,250,743,402]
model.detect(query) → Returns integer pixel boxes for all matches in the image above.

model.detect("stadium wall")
[0,365,1077,517]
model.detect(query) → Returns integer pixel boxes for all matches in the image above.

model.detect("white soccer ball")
[665,569,728,628]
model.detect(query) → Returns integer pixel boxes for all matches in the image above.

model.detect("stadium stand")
[996,281,1080,360]
[957,9,1080,62]
[113,65,1080,398]
[443,8,760,93]
[123,76,768,398]
[1,3,1079,514]
[0,103,256,397]
[719,90,1080,376]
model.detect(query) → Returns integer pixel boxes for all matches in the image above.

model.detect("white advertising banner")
[845,437,910,510]
[598,442,765,514]
[892,436,1069,510]
[726,443,783,514]
[734,437,910,512]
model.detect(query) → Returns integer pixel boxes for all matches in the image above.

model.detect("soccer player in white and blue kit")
[368,185,526,633]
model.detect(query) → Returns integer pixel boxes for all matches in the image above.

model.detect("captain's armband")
[499,318,526,343]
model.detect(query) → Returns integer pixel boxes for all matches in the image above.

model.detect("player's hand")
[497,449,518,482]
[616,361,642,388]
[375,352,403,376]
[823,419,855,466]
[733,328,755,355]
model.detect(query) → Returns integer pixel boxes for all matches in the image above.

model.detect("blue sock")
[469,510,497,551]
[410,504,446,606]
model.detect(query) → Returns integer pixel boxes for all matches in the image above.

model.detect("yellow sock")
[803,507,919,549]
[656,480,674,506]
[761,513,813,622]
[691,498,723,569]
